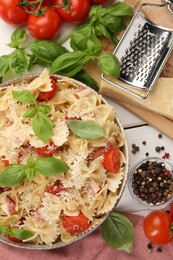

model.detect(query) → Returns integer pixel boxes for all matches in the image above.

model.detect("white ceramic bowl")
[0,73,129,249]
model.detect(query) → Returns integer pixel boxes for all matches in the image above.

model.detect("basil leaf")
[0,165,26,187]
[70,24,103,55]
[100,212,135,253]
[68,120,105,139]
[12,228,34,240]
[37,104,51,115]
[9,49,30,76]
[0,55,9,78]
[98,53,120,78]
[35,157,69,176]
[32,113,53,143]
[12,90,36,105]
[0,225,10,235]
[28,40,67,64]
[95,24,119,45]
[99,15,126,33]
[23,107,37,118]
[25,167,35,181]
[51,51,90,77]
[107,2,133,17]
[73,69,99,91]
[8,29,27,48]
[89,5,104,18]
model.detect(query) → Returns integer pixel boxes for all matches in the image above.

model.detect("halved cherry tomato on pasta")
[54,0,91,23]
[0,0,29,26]
[37,76,57,101]
[102,147,120,173]
[47,180,67,195]
[143,210,173,245]
[33,142,58,157]
[8,234,21,243]
[62,213,91,234]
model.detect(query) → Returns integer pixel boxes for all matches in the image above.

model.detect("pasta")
[0,69,127,246]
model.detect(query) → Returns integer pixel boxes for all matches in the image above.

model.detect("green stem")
[58,27,77,45]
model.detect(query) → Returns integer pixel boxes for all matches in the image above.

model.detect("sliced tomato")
[33,142,57,157]
[102,147,120,173]
[6,196,16,216]
[37,76,57,101]
[46,180,67,195]
[62,213,91,234]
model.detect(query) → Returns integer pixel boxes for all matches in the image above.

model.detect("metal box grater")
[101,0,173,99]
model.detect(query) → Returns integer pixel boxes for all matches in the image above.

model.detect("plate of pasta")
[0,69,128,249]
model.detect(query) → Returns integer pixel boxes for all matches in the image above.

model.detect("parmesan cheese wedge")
[100,77,173,120]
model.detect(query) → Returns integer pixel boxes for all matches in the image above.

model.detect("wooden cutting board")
[85,0,173,139]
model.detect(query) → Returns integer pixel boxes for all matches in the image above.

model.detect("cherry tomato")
[62,213,91,234]
[0,0,29,26]
[8,234,21,243]
[143,210,173,245]
[27,7,62,40]
[102,147,120,173]
[90,0,110,4]
[37,76,57,101]
[33,142,57,157]
[47,180,67,195]
[54,0,90,23]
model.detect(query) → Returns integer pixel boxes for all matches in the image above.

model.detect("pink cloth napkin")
[0,213,172,260]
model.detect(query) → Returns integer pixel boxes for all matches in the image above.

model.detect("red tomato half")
[37,76,57,101]
[90,0,110,4]
[143,210,173,245]
[0,0,29,26]
[33,142,57,157]
[102,147,120,173]
[54,0,91,23]
[47,180,67,195]
[27,7,62,40]
[63,213,91,234]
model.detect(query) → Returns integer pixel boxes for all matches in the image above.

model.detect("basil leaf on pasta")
[12,228,34,240]
[35,157,70,176]
[0,165,26,187]
[12,90,36,105]
[67,120,105,139]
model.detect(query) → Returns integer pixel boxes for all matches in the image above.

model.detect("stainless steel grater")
[101,0,173,99]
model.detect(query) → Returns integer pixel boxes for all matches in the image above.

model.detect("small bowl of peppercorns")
[128,157,173,209]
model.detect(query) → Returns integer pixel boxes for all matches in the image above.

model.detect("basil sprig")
[67,120,105,139]
[12,90,53,143]
[0,225,34,241]
[0,157,69,187]
[100,212,135,253]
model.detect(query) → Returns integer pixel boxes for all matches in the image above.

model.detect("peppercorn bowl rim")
[128,156,173,210]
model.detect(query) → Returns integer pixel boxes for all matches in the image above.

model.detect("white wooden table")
[1,7,173,218]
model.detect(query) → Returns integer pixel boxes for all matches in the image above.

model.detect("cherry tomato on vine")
[0,0,29,26]
[143,210,173,245]
[27,7,62,40]
[90,0,110,4]
[37,76,57,101]
[102,147,120,173]
[54,0,91,23]
[62,213,91,234]
[33,142,58,157]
